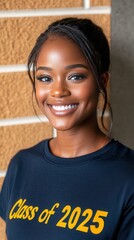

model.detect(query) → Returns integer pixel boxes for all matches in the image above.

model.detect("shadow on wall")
[111,40,134,149]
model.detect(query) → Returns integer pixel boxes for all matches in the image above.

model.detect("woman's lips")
[47,103,79,115]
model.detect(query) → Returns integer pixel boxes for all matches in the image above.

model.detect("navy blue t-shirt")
[0,139,134,240]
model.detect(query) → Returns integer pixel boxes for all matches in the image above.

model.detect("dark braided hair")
[28,17,112,134]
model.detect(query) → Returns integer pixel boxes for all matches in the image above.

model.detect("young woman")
[0,17,134,240]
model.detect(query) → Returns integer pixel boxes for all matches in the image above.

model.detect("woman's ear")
[101,72,109,89]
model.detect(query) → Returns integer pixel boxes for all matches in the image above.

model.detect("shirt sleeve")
[0,171,9,221]
[0,153,19,222]
[116,192,134,240]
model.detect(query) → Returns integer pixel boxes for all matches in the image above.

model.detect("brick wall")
[0,0,111,238]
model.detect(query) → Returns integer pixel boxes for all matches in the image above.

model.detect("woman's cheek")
[35,85,48,103]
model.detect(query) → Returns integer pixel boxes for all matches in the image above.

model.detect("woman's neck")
[49,124,110,158]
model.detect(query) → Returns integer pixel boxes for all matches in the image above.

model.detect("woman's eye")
[36,75,52,83]
[68,74,85,82]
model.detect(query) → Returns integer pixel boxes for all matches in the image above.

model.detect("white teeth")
[52,104,77,111]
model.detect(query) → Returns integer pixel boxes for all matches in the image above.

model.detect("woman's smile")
[47,103,79,116]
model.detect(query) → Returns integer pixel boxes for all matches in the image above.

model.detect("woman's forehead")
[36,36,88,66]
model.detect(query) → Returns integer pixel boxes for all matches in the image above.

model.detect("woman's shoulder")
[114,140,134,158]
[7,138,49,169]
[110,140,134,176]
[17,138,49,155]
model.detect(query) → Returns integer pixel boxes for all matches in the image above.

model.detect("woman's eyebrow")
[65,64,88,69]
[36,64,88,72]
[36,66,52,71]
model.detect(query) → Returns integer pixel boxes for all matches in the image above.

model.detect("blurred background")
[0,0,133,238]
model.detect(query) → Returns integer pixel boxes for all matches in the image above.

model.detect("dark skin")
[35,36,111,158]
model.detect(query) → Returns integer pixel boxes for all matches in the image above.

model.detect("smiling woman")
[0,17,134,240]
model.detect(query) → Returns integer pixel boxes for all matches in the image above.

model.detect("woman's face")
[35,35,99,131]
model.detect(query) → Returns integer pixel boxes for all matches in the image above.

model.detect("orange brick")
[0,72,37,118]
[0,0,83,10]
[0,15,110,65]
[90,0,111,6]
[0,217,5,240]
[0,177,4,190]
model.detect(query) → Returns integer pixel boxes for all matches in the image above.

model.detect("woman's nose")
[50,81,71,98]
